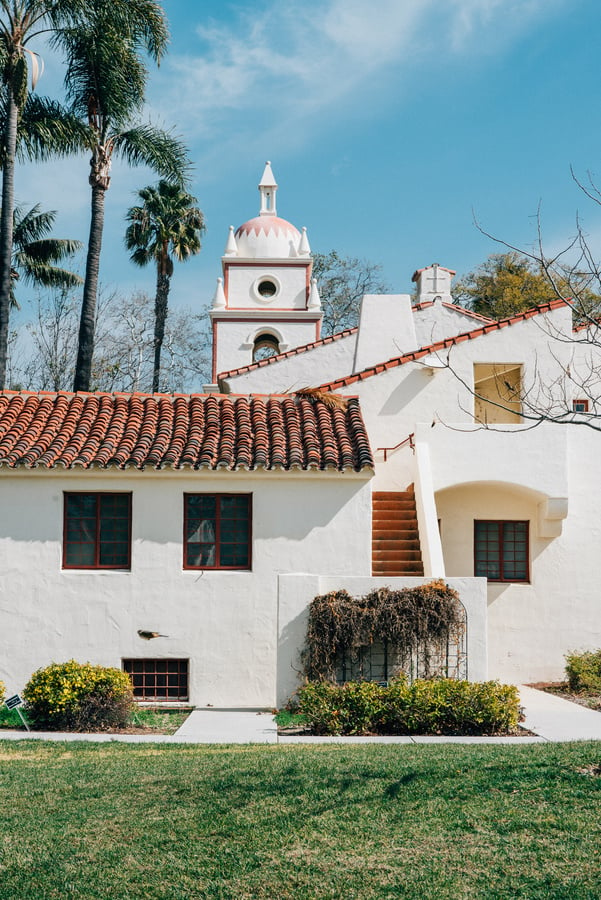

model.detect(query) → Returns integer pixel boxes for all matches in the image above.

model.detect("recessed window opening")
[474,363,522,424]
[63,492,131,569]
[253,332,280,362]
[474,520,529,583]
[257,279,277,298]
[573,398,589,412]
[123,659,189,701]
[184,494,251,570]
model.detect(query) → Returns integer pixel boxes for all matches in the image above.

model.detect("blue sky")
[15,0,601,319]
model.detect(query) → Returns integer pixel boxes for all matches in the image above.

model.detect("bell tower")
[206,163,322,386]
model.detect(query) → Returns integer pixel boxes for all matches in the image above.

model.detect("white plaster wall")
[226,265,308,309]
[277,575,488,706]
[353,294,418,371]
[223,333,357,393]
[413,302,490,346]
[0,469,372,707]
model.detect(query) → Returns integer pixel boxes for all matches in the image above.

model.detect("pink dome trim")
[235,216,300,238]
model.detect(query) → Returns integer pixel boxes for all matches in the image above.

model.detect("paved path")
[1,687,600,744]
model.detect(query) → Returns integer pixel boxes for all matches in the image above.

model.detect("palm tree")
[0,0,86,390]
[125,182,204,392]
[54,0,190,392]
[9,203,82,308]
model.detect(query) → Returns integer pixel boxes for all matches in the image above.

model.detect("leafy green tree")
[55,0,190,392]
[125,181,204,392]
[0,0,86,390]
[313,250,389,335]
[9,203,81,308]
[453,252,559,319]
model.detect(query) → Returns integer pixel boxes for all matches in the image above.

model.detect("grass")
[0,742,600,899]
[0,705,191,734]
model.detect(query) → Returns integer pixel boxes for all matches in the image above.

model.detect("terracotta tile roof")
[412,265,456,280]
[412,299,494,323]
[0,392,374,473]
[218,326,357,381]
[318,297,570,391]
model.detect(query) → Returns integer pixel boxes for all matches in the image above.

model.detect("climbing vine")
[302,580,465,682]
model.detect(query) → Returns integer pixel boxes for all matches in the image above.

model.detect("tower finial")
[258,161,277,216]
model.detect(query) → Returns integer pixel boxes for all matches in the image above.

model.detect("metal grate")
[335,603,467,684]
[123,659,189,701]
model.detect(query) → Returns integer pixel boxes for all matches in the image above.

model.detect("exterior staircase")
[372,487,424,576]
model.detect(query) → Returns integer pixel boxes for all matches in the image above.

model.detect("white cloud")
[152,0,570,166]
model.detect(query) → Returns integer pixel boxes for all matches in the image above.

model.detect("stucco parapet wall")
[415,422,568,497]
[277,575,488,706]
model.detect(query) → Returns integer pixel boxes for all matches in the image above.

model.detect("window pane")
[221,541,249,567]
[185,494,250,569]
[65,492,130,569]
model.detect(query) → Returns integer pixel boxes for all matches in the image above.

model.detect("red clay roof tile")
[0,391,373,473]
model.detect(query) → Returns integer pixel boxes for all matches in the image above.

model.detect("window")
[63,493,131,569]
[123,659,189,701]
[474,520,529,582]
[474,364,522,424]
[253,332,280,361]
[184,494,251,570]
[573,399,589,413]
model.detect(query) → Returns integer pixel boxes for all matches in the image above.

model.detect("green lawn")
[0,741,600,899]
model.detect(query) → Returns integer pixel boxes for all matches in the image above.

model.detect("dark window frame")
[183,493,252,571]
[474,519,529,583]
[63,492,132,570]
[123,658,189,702]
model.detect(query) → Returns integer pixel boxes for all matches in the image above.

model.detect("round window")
[257,279,277,298]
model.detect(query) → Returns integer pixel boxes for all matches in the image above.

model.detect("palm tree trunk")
[73,153,109,392]
[152,267,170,393]
[0,92,19,390]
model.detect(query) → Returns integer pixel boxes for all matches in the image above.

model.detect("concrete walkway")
[1,687,600,744]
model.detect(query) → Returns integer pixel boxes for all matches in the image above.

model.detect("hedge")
[294,678,521,736]
[565,650,601,693]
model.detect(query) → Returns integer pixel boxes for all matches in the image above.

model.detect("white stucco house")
[0,162,598,708]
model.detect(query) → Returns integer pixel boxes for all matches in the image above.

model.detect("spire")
[298,226,311,256]
[259,161,277,216]
[308,278,321,310]
[212,277,226,309]
[223,225,238,256]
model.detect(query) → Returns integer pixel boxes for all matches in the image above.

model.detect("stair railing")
[376,432,415,461]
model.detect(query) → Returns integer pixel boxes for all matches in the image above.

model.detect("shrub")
[0,679,5,705]
[565,650,601,693]
[23,660,134,731]
[294,678,520,736]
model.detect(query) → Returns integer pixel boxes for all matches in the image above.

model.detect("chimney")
[412,264,455,304]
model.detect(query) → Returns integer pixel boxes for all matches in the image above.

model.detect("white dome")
[234,215,301,259]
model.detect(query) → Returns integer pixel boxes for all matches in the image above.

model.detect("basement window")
[123,659,189,701]
[474,364,522,424]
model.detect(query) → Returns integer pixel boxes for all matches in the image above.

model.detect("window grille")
[123,659,189,701]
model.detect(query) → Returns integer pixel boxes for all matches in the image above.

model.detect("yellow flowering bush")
[0,679,5,705]
[23,660,134,731]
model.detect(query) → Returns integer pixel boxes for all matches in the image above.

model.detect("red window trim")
[474,519,530,583]
[183,493,252,571]
[63,492,132,570]
[573,398,589,412]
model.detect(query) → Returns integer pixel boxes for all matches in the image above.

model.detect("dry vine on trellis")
[302,580,465,682]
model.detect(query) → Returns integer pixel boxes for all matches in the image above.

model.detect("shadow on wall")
[379,368,434,417]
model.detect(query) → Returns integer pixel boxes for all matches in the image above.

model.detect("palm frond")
[114,126,191,185]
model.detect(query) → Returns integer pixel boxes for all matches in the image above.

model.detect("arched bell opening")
[252,332,281,362]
